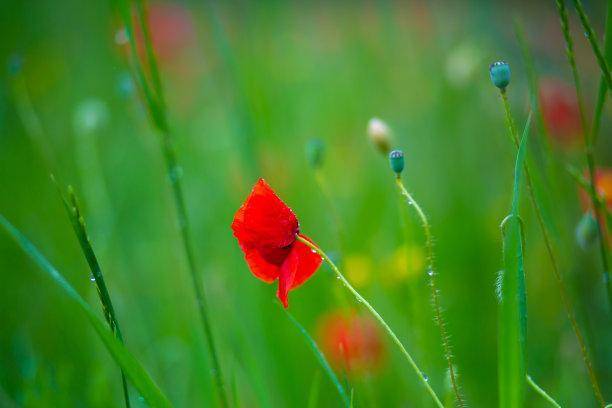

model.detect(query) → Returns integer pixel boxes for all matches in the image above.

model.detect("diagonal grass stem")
[296,235,444,408]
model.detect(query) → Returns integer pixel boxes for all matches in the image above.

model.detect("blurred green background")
[0,0,610,406]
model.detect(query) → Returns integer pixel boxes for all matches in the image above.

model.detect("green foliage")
[0,215,171,408]
[498,112,531,408]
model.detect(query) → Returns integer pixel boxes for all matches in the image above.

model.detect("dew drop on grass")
[89,276,96,282]
[427,269,434,277]
[422,372,429,382]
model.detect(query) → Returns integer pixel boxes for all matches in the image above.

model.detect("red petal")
[290,234,323,290]
[276,234,323,308]
[231,179,299,253]
[277,246,299,308]
[242,246,281,283]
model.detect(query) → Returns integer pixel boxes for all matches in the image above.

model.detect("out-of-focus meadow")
[0,0,611,407]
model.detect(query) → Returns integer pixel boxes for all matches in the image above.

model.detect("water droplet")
[310,249,317,254]
[90,276,96,282]
[422,372,429,382]
[427,269,434,277]
[137,395,145,404]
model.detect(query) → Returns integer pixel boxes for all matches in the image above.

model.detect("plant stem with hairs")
[393,176,465,407]
[116,0,227,406]
[498,88,605,406]
[295,235,445,408]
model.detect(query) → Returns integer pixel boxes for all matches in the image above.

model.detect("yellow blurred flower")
[385,244,424,285]
[345,254,373,288]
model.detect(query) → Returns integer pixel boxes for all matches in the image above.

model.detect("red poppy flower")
[318,311,384,374]
[231,179,322,308]
[539,78,582,146]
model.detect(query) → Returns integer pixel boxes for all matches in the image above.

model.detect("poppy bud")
[388,150,404,175]
[367,118,391,155]
[489,61,510,90]
[575,212,598,250]
[306,138,325,169]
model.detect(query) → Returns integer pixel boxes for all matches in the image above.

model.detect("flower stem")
[295,236,444,408]
[116,0,228,405]
[499,89,605,406]
[526,375,561,408]
[394,177,465,407]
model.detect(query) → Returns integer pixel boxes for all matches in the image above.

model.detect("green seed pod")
[306,138,325,169]
[575,212,598,250]
[489,61,510,89]
[388,150,404,175]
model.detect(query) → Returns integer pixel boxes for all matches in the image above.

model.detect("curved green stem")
[394,177,465,407]
[295,236,444,408]
[499,89,605,406]
[527,375,561,408]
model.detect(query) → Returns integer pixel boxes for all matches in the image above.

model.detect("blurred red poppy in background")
[116,2,196,63]
[318,311,384,374]
[539,78,582,146]
[231,179,322,308]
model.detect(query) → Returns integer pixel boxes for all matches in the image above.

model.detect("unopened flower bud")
[489,61,510,90]
[367,117,391,155]
[575,212,598,250]
[306,138,325,169]
[388,150,404,175]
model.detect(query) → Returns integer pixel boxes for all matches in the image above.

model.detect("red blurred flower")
[318,311,384,374]
[231,179,322,308]
[539,78,582,145]
[116,2,196,63]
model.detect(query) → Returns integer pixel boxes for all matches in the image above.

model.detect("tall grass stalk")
[558,0,612,312]
[393,177,464,407]
[498,88,604,406]
[556,0,612,312]
[283,308,350,407]
[115,0,227,405]
[0,215,172,407]
[295,236,444,408]
[55,182,130,407]
[590,0,612,146]
[526,375,562,408]
[570,0,612,90]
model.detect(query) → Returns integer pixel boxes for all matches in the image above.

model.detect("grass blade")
[0,215,172,408]
[591,0,612,145]
[498,112,531,408]
[556,0,612,323]
[295,236,445,408]
[283,308,350,408]
[113,0,228,405]
[571,0,612,91]
[526,375,562,408]
[53,180,130,407]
